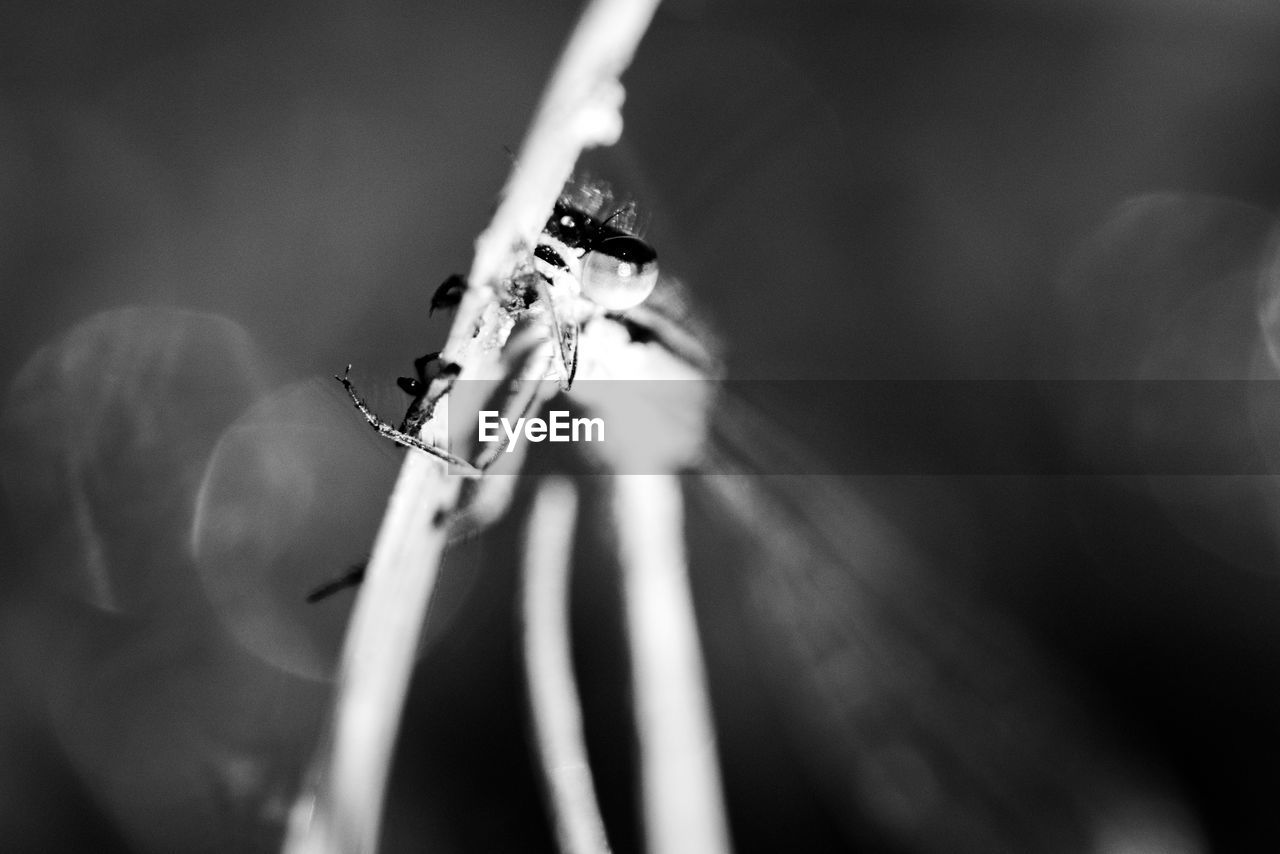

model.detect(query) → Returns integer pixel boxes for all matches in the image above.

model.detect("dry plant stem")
[522,479,612,854]
[283,2,663,852]
[615,475,733,854]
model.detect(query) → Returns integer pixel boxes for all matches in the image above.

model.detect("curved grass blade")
[522,478,613,854]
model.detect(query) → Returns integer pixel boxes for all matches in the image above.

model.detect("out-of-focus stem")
[615,474,733,854]
[284,451,459,854]
[522,478,612,854]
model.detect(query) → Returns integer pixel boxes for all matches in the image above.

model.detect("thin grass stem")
[615,474,733,854]
[522,478,612,854]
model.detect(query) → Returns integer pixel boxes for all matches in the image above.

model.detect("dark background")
[4,0,1280,851]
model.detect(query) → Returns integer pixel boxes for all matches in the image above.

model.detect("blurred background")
[4,0,1280,851]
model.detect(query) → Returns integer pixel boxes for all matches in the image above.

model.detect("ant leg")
[563,320,580,388]
[397,351,440,397]
[532,277,579,390]
[336,366,478,473]
[306,562,367,602]
[399,359,460,436]
[412,350,442,379]
[430,274,467,316]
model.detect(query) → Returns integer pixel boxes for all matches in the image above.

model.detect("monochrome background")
[4,1,1280,851]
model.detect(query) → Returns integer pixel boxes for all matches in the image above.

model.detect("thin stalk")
[615,474,733,854]
[522,478,612,854]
